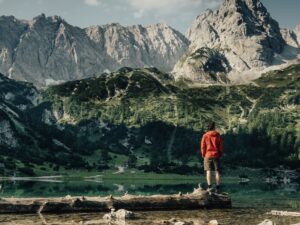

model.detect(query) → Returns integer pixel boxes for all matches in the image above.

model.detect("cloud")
[133,9,144,18]
[84,0,101,7]
[128,0,222,17]
[37,0,44,4]
[0,0,4,4]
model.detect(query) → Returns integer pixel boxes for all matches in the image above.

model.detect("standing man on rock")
[201,121,223,193]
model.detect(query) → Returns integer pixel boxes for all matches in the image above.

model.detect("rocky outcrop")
[295,23,300,44]
[281,28,299,48]
[0,14,189,87]
[0,16,27,75]
[173,47,231,84]
[0,73,40,149]
[173,0,286,83]
[0,73,40,108]
[0,120,18,148]
[86,22,189,73]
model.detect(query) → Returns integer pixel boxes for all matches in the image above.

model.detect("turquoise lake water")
[0,175,299,224]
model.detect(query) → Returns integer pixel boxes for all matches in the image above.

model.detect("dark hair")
[208,121,215,131]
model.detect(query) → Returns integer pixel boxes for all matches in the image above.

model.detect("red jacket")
[201,130,223,158]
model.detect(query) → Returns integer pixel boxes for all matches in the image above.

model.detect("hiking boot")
[207,187,213,192]
[216,188,221,194]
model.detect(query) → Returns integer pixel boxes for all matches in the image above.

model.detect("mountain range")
[0,14,189,87]
[0,0,299,87]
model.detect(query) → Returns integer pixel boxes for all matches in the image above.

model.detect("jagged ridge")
[0,14,189,87]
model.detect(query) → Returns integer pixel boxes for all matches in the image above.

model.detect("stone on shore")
[257,219,275,225]
[268,210,300,217]
[161,218,193,225]
[103,209,135,220]
[208,220,218,225]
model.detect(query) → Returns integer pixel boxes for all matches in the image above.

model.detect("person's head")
[207,121,215,131]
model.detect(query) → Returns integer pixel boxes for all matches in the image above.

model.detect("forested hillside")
[0,63,299,176]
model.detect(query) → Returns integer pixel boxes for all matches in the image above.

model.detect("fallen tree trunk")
[0,188,231,214]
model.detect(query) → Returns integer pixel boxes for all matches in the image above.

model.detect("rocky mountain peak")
[32,14,65,25]
[0,15,18,22]
[224,0,261,8]
[281,28,299,48]
[188,0,283,46]
[33,13,46,21]
[174,0,286,83]
[29,13,46,27]
[147,22,169,29]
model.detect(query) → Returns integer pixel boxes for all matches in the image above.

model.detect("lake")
[0,173,299,225]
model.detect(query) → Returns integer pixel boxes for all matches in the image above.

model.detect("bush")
[18,167,35,176]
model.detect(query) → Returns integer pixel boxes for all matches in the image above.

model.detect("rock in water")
[173,0,286,84]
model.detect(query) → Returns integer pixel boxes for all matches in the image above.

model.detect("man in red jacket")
[201,121,223,193]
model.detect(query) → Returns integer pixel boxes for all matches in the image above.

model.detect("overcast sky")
[0,0,299,33]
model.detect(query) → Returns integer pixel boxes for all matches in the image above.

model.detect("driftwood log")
[0,188,231,214]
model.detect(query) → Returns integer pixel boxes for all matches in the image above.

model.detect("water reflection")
[1,169,300,206]
[0,178,299,209]
[0,174,299,225]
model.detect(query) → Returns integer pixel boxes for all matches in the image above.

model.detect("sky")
[0,0,299,33]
